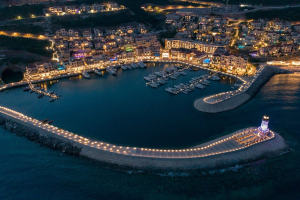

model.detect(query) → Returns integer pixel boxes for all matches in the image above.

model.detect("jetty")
[194,66,290,113]
[26,78,59,100]
[0,106,287,170]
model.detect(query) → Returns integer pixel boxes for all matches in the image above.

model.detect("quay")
[0,105,287,170]
[0,58,289,113]
[194,66,290,113]
[0,58,245,94]
[26,78,59,100]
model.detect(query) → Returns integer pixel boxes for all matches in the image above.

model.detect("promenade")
[0,105,287,169]
[194,66,289,113]
[0,58,244,93]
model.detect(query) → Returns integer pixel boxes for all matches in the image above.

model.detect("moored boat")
[82,71,90,79]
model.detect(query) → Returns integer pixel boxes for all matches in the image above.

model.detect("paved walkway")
[0,106,275,159]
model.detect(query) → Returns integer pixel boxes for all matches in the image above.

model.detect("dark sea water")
[0,64,299,200]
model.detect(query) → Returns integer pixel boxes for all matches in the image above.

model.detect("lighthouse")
[258,115,270,136]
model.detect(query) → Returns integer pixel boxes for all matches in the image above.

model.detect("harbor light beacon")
[258,115,269,136]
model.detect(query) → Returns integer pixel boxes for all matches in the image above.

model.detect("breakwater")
[194,66,290,113]
[0,106,287,170]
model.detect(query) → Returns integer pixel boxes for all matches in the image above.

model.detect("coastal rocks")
[0,117,81,156]
[0,110,288,171]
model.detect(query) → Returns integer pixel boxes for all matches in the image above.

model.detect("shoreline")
[0,59,245,92]
[0,106,288,170]
[194,66,290,113]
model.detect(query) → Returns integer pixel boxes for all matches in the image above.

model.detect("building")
[165,39,222,54]
[212,55,248,75]
[258,115,270,137]
[8,0,58,6]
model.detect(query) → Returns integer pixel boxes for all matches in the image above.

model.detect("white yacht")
[139,62,146,68]
[121,65,128,70]
[211,75,220,81]
[106,67,117,76]
[94,69,103,76]
[82,71,90,79]
[196,83,205,89]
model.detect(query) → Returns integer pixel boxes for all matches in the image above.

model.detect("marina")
[0,62,235,147]
[24,75,59,101]
[165,74,220,95]
[144,65,189,88]
[0,105,286,169]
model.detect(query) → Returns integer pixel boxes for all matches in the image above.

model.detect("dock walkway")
[0,105,287,169]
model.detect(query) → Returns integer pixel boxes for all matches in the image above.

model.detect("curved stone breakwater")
[0,106,287,170]
[194,66,290,113]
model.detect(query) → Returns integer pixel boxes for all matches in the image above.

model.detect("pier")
[26,78,59,100]
[194,66,290,113]
[0,105,287,170]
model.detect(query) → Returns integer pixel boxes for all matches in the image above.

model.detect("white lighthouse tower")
[258,115,270,136]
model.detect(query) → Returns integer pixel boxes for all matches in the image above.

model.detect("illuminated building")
[212,55,247,75]
[8,0,55,6]
[165,39,222,54]
[258,115,270,137]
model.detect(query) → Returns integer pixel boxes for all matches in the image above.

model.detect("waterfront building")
[212,55,248,75]
[45,2,126,16]
[135,34,160,48]
[165,39,222,54]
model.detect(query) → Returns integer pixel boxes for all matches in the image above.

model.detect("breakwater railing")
[0,105,275,159]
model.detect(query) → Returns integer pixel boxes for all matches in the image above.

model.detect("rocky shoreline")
[194,66,290,113]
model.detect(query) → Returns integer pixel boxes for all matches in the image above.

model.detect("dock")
[165,74,217,95]
[144,65,189,88]
[26,78,59,100]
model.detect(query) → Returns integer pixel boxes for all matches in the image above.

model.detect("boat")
[106,68,117,76]
[158,79,166,85]
[139,62,146,68]
[165,87,178,95]
[131,63,138,69]
[23,87,30,92]
[211,75,220,81]
[149,82,159,88]
[121,65,127,70]
[94,69,103,76]
[180,71,187,76]
[182,89,189,94]
[82,71,90,79]
[196,83,205,89]
[202,80,210,85]
[169,74,177,79]
[49,98,55,102]
[144,74,156,81]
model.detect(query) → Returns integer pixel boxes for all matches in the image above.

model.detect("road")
[229,4,300,15]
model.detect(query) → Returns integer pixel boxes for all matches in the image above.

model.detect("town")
[0,0,298,199]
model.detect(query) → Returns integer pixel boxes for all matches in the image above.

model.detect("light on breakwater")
[0,105,275,159]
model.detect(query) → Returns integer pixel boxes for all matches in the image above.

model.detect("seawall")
[0,107,288,170]
[194,66,290,113]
